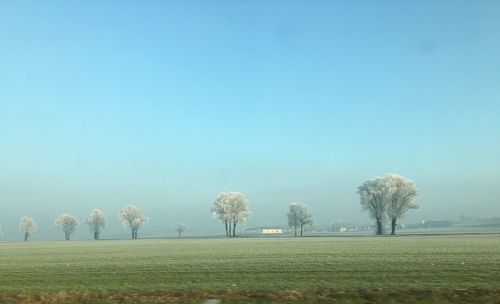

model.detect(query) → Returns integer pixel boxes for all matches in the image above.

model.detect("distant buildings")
[261,229,284,234]
[244,227,286,235]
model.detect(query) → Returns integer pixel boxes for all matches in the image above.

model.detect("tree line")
[16,205,149,241]
[3,173,419,241]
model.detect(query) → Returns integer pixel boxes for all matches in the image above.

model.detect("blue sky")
[1,1,499,238]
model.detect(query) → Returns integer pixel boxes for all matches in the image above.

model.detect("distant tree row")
[358,173,419,235]
[6,173,419,241]
[211,173,417,237]
[16,205,148,241]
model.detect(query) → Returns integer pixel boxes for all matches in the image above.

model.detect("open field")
[0,235,499,303]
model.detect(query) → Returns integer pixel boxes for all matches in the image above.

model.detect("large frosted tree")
[19,217,37,242]
[55,214,79,240]
[287,203,313,237]
[385,174,419,235]
[85,209,107,240]
[211,192,251,237]
[118,205,148,239]
[212,192,231,236]
[358,177,388,235]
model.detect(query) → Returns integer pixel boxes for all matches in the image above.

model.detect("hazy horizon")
[1,1,500,240]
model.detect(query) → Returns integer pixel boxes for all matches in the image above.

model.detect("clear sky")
[1,1,499,239]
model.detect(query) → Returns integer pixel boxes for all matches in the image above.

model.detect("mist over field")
[1,1,500,242]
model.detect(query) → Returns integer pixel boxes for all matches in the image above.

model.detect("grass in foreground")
[0,235,499,303]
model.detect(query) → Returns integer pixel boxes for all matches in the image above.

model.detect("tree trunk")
[294,225,297,237]
[94,231,99,240]
[376,219,382,235]
[228,220,232,237]
[178,231,181,239]
[300,223,303,237]
[24,232,28,242]
[131,228,135,239]
[391,217,397,235]
[233,221,236,237]
[65,232,70,240]
[224,220,228,237]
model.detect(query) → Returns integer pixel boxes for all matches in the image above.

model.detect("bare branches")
[288,203,313,237]
[174,223,187,238]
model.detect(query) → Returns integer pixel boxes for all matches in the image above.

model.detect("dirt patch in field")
[1,289,499,303]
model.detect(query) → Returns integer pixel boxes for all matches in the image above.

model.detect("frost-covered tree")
[287,203,313,237]
[86,209,107,240]
[55,214,79,240]
[358,177,388,235]
[174,223,186,239]
[212,192,231,236]
[227,192,251,237]
[211,192,251,237]
[385,173,419,235]
[118,205,148,239]
[19,217,37,242]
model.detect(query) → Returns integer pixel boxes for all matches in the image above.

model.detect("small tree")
[297,204,313,237]
[118,205,148,239]
[288,203,313,237]
[19,217,37,242]
[86,209,107,240]
[358,177,388,235]
[174,223,187,238]
[55,214,79,240]
[287,203,300,236]
[385,174,419,235]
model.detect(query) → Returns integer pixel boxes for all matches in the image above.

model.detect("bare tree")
[19,217,37,242]
[287,203,300,236]
[85,209,107,240]
[287,203,313,236]
[174,223,186,238]
[385,174,419,235]
[211,192,251,237]
[358,177,388,235]
[297,204,313,237]
[288,203,313,237]
[55,214,79,240]
[118,205,148,239]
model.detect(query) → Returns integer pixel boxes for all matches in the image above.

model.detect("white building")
[261,229,284,234]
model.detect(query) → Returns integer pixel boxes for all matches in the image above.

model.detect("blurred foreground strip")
[2,289,500,303]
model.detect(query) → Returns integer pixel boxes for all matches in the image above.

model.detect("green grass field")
[0,235,499,303]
